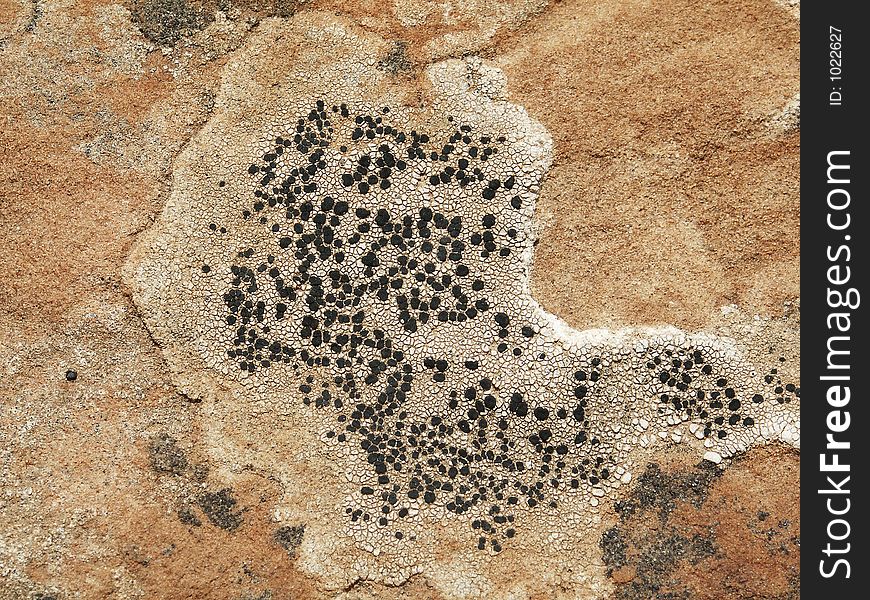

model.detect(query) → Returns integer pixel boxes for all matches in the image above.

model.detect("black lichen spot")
[149,433,189,475]
[274,524,306,555]
[198,488,244,531]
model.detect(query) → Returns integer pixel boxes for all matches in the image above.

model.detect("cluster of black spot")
[645,347,781,440]
[764,363,801,405]
[201,101,607,552]
[203,101,786,553]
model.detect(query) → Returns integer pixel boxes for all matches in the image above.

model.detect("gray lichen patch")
[124,11,799,595]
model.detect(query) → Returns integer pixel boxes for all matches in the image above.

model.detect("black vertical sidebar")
[802,1,868,597]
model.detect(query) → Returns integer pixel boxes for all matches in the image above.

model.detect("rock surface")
[1,1,799,599]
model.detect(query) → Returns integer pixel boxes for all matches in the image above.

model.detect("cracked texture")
[125,10,798,595]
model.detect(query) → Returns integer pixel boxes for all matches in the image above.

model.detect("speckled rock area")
[1,1,799,599]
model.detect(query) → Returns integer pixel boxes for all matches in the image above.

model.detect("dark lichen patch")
[198,488,245,531]
[600,454,802,600]
[25,0,43,34]
[274,524,305,555]
[131,0,206,46]
[599,526,627,569]
[234,0,299,19]
[777,573,801,600]
[178,504,203,526]
[131,0,304,47]
[191,462,210,481]
[378,41,413,75]
[603,532,716,600]
[613,461,721,523]
[601,462,723,599]
[747,512,800,557]
[149,433,189,475]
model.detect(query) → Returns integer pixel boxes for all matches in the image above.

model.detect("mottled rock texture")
[1,1,799,599]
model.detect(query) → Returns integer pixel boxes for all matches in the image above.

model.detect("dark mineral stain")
[198,488,244,531]
[149,433,189,475]
[274,524,306,555]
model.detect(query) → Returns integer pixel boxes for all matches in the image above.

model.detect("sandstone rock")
[0,1,799,598]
